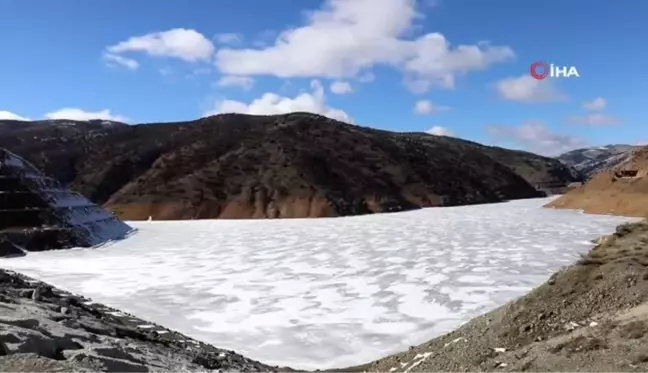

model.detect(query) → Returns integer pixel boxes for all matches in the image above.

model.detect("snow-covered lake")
[0,197,638,369]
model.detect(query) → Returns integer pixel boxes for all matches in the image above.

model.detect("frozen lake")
[0,197,638,369]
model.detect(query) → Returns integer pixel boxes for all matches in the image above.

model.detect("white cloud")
[566,113,621,126]
[205,80,351,122]
[414,99,450,114]
[106,28,215,62]
[214,33,243,45]
[357,71,375,83]
[495,75,566,103]
[486,120,588,156]
[103,53,140,70]
[44,108,128,122]
[582,97,606,111]
[0,110,30,121]
[215,0,513,92]
[216,75,255,90]
[425,125,453,136]
[402,36,514,91]
[330,81,353,94]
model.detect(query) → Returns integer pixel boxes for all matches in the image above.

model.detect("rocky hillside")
[0,113,579,220]
[558,145,638,179]
[0,119,127,138]
[547,145,648,217]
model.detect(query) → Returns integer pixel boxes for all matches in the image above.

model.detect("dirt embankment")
[106,193,336,220]
[546,146,648,217]
[351,220,648,372]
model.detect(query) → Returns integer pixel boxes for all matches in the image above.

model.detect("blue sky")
[0,0,646,155]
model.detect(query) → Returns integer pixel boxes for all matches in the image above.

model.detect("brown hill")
[0,113,579,220]
[546,145,648,217]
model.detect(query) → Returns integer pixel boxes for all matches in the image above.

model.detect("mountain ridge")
[0,113,580,219]
[557,144,639,179]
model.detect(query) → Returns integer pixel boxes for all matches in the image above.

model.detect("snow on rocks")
[565,321,581,331]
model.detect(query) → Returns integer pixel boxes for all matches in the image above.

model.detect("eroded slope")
[547,146,648,217]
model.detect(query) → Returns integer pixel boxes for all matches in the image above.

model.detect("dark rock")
[0,330,59,359]
[18,289,33,298]
[0,240,25,258]
[92,347,145,365]
[616,223,635,237]
[31,287,41,301]
[192,353,224,370]
[51,335,83,352]
[114,326,146,340]
[0,294,16,304]
[520,324,532,333]
[78,319,116,337]
[0,317,40,329]
[65,352,150,372]
[60,318,80,329]
[0,333,21,345]
[44,304,61,313]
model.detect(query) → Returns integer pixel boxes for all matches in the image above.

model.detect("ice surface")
[0,197,638,369]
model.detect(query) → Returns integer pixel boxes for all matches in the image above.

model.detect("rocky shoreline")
[0,269,279,372]
[4,221,648,372]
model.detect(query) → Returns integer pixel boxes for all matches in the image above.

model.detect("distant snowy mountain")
[557,144,639,178]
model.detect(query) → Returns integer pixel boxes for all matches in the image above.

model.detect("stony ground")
[6,220,648,372]
[0,269,278,372]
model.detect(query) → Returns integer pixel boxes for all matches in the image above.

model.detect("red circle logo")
[529,61,549,80]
